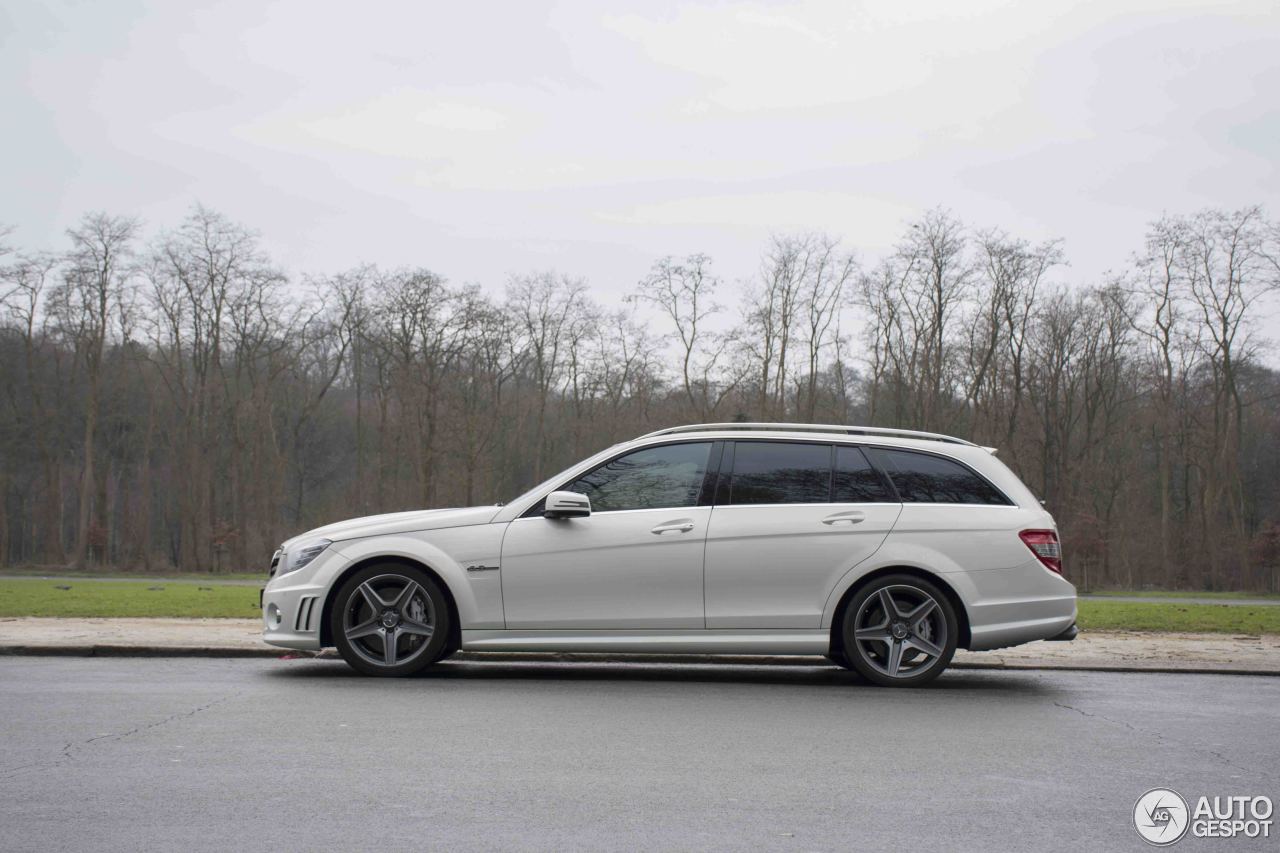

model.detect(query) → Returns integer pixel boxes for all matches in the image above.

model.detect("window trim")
[713,440,735,505]
[708,438,1013,508]
[515,436,1014,516]
[699,441,725,507]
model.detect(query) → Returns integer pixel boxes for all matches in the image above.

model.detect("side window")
[869,448,1011,505]
[566,442,712,512]
[729,442,831,505]
[833,446,896,503]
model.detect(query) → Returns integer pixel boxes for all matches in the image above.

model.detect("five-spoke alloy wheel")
[331,565,452,677]
[841,574,958,687]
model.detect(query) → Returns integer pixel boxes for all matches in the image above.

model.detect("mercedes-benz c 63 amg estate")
[262,423,1077,686]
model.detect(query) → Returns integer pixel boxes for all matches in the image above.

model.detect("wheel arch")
[319,555,462,653]
[827,565,971,659]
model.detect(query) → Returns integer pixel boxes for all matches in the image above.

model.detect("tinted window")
[567,442,712,512]
[833,446,895,502]
[869,448,1011,505]
[729,442,831,505]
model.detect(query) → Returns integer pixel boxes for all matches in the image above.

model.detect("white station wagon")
[262,423,1077,686]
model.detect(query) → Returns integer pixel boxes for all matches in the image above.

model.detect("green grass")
[0,579,260,618]
[1076,599,1280,634]
[2,578,1277,633]
[0,567,262,581]
[1086,589,1280,600]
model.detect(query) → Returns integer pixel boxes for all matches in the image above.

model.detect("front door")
[500,441,715,629]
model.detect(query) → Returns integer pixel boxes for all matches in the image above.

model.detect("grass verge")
[1085,589,1280,600]
[2,579,1278,633]
[1076,599,1280,634]
[0,567,262,581]
[0,579,259,618]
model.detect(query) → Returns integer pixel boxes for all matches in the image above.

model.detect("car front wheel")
[331,565,452,677]
[841,574,958,687]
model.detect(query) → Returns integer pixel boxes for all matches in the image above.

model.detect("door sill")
[461,629,828,656]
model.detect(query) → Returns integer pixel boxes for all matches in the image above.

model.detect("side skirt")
[461,629,830,656]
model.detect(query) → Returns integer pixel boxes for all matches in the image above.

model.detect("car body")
[262,422,1077,685]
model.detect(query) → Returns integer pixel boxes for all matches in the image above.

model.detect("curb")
[949,662,1280,677]
[0,644,280,658]
[1,644,1277,676]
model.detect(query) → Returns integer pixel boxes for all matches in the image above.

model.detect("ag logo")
[1134,788,1190,845]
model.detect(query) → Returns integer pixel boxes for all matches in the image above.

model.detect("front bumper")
[262,580,325,650]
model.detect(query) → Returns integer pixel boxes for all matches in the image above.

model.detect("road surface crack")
[80,693,237,749]
[1052,701,1276,783]
[1,692,239,779]
[1052,701,1143,734]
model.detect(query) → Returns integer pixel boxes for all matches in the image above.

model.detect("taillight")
[1019,529,1062,574]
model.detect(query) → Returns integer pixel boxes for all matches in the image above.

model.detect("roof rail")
[635,422,978,447]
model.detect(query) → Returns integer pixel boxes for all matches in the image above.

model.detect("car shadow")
[261,655,1057,693]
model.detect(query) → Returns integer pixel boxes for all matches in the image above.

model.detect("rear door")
[703,441,901,628]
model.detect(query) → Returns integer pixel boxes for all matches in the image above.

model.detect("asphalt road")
[1,658,1277,852]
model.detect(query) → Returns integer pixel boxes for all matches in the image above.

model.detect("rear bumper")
[956,560,1078,651]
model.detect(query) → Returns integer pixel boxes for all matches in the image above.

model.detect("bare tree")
[1,204,1278,592]
[1127,216,1198,583]
[0,249,65,561]
[744,234,858,420]
[506,272,585,480]
[1178,207,1279,586]
[968,232,1063,457]
[59,213,139,568]
[633,255,738,421]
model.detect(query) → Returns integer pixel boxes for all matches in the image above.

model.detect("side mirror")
[544,490,591,519]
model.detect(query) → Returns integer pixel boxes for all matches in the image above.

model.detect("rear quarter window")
[868,448,1012,505]
[833,446,896,502]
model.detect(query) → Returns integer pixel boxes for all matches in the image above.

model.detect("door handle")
[651,520,696,534]
[822,512,865,526]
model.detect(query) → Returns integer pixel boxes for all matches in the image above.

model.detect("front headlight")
[281,539,331,576]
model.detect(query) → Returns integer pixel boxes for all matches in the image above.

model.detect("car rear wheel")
[331,565,452,677]
[841,574,958,687]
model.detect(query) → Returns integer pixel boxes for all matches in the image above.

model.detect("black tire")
[330,564,453,677]
[841,573,958,687]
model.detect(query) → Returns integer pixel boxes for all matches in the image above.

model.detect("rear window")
[868,448,1011,505]
[729,442,831,505]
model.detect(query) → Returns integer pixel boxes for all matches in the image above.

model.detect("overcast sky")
[2,0,1277,300]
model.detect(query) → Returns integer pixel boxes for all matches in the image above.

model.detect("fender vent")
[294,596,318,632]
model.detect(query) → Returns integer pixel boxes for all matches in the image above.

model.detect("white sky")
[2,0,1277,301]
